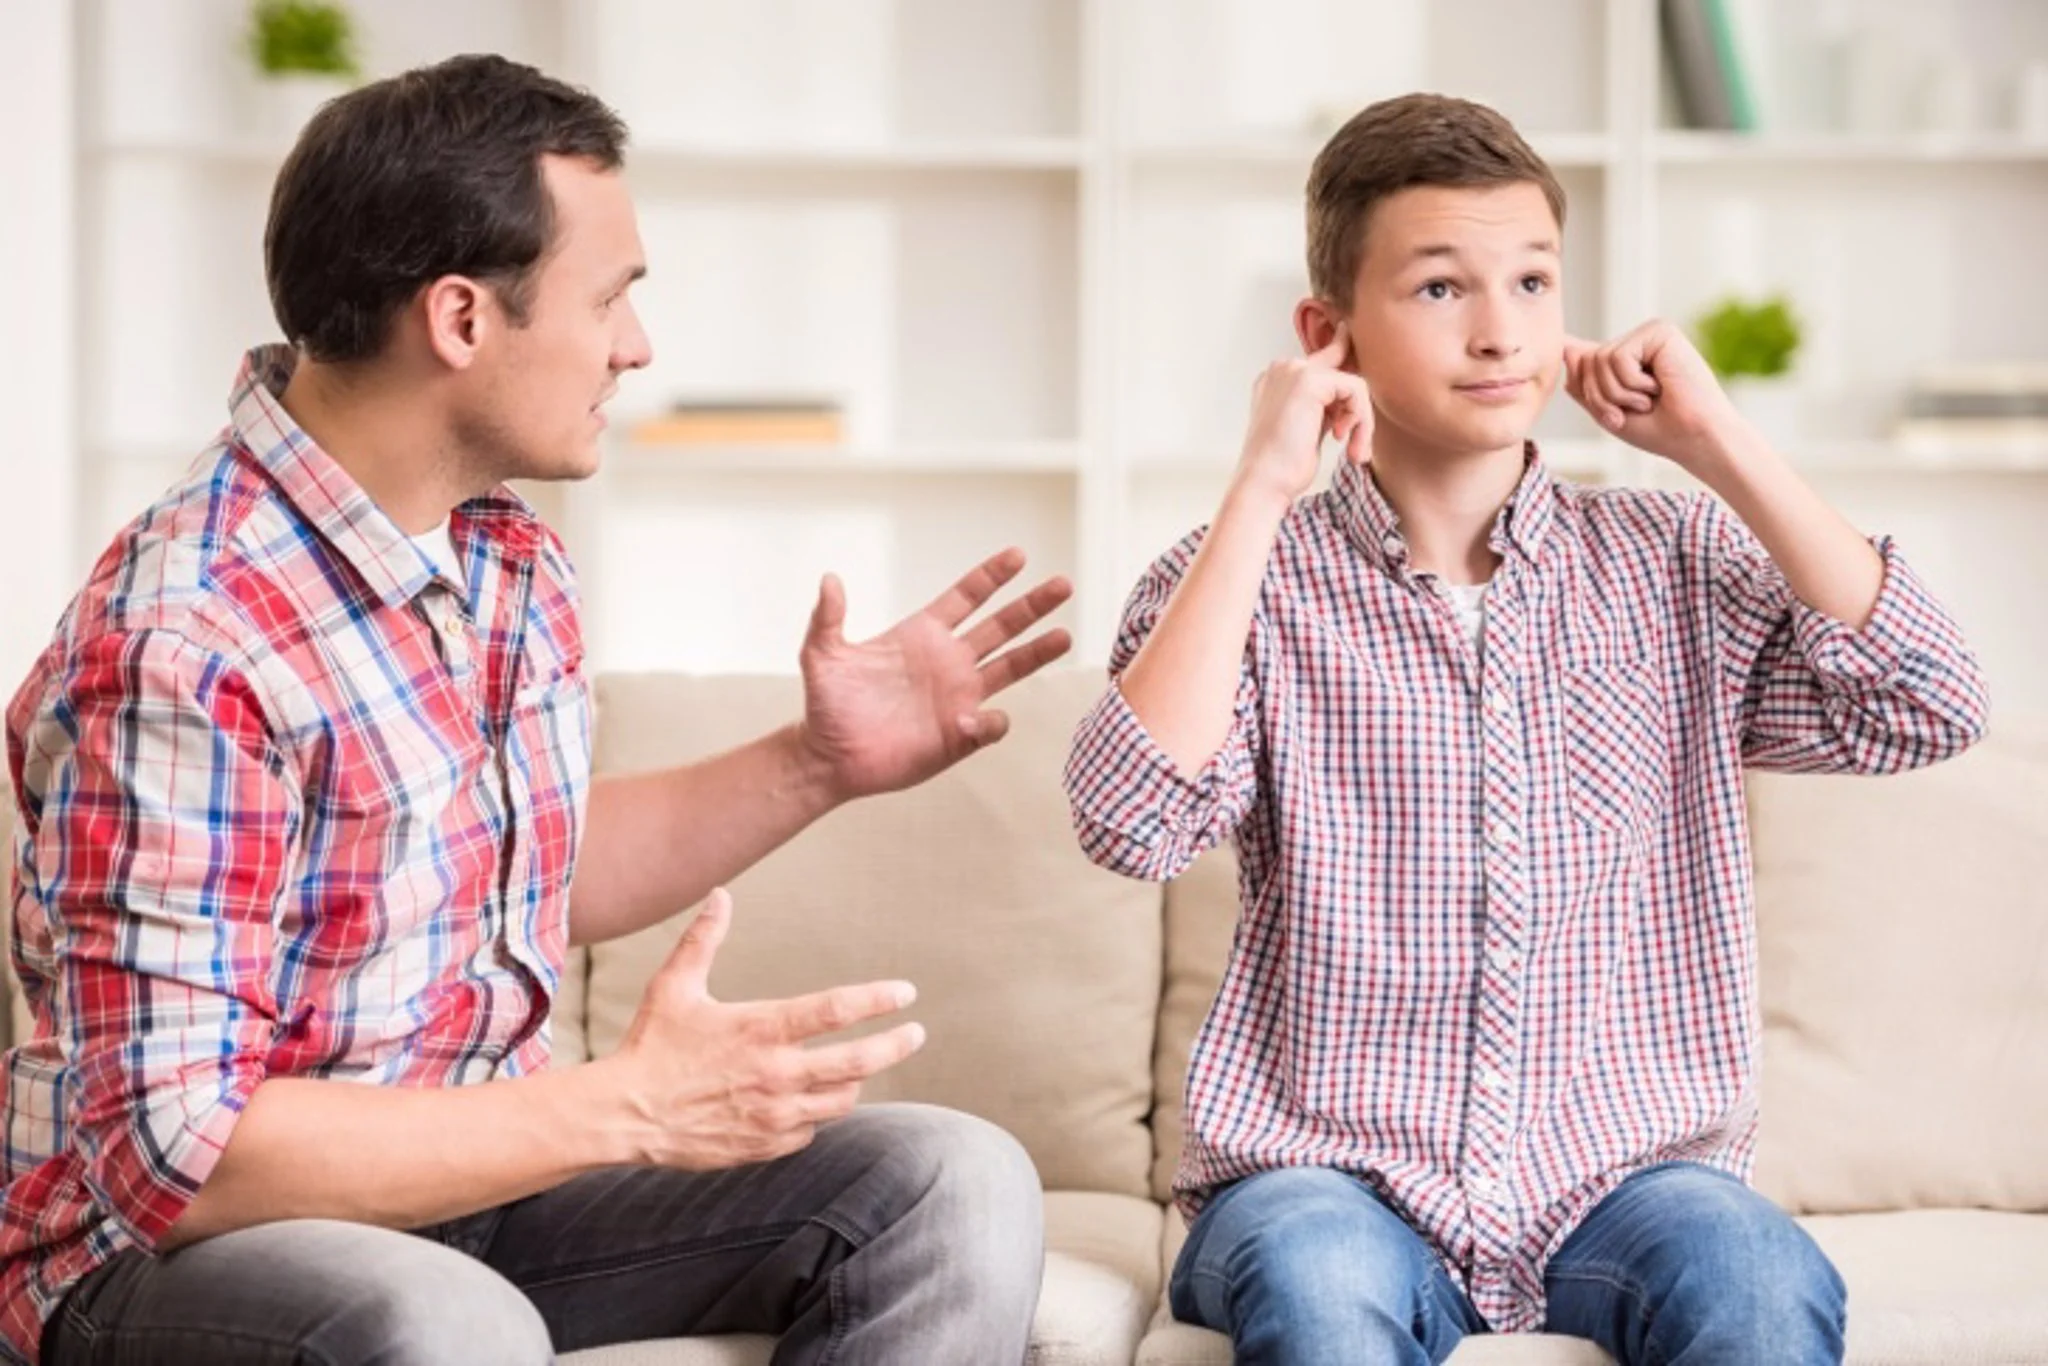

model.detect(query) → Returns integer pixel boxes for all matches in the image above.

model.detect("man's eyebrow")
[605,264,648,293]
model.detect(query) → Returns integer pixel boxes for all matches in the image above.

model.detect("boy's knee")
[1200,1169,1434,1320]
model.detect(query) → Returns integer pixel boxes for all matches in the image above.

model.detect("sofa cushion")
[557,1190,1163,1366]
[1806,1209,2048,1364]
[581,670,1163,1199]
[1752,717,2048,1215]
[0,786,27,1049]
[1151,845,1238,1203]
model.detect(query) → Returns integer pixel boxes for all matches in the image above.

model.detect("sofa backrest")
[574,669,1165,1200]
[1746,717,2048,1214]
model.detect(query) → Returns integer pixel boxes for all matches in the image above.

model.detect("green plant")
[1693,295,1802,379]
[247,0,361,79]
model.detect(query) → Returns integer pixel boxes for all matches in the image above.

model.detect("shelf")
[1129,131,1615,172]
[631,139,1087,173]
[90,136,1090,174]
[1653,132,2048,166]
[1790,438,2048,475]
[611,441,1081,476]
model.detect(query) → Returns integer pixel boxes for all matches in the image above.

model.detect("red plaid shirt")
[1065,449,1987,1331]
[0,346,592,1363]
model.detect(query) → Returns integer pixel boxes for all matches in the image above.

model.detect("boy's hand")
[1563,321,1748,473]
[1234,337,1374,508]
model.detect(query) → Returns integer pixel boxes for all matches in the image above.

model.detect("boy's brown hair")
[1306,93,1567,307]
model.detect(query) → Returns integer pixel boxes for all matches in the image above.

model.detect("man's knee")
[277,1223,553,1366]
[347,1262,553,1366]
[857,1104,1043,1256]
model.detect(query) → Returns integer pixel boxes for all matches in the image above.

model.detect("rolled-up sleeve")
[28,630,296,1249]
[1699,498,1990,775]
[1063,533,1265,880]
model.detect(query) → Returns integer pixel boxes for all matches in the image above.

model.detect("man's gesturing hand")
[1234,335,1374,509]
[603,888,926,1171]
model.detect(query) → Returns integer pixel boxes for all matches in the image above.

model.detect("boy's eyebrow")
[1401,238,1560,264]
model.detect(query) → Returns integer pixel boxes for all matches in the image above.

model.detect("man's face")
[461,154,652,484]
[1339,182,1563,458]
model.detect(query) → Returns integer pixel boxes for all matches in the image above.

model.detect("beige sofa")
[5,669,2047,1364]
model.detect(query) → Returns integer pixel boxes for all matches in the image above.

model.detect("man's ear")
[420,275,492,371]
[1293,296,1354,369]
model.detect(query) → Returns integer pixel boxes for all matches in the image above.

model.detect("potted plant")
[246,0,362,139]
[1694,294,1804,447]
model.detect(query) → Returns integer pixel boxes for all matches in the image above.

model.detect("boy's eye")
[1419,280,1454,301]
[1518,274,1551,294]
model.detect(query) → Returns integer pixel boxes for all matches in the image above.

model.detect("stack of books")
[1895,363,2048,463]
[629,398,845,448]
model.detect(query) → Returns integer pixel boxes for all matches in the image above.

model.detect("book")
[629,399,845,447]
[1661,0,1763,132]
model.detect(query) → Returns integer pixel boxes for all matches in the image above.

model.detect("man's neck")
[1367,433,1527,587]
[276,355,476,536]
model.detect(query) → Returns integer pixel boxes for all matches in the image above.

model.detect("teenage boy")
[1065,93,1987,1366]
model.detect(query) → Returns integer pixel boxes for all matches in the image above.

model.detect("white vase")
[1727,376,1802,451]
[250,73,352,144]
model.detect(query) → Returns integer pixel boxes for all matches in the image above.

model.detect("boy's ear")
[1293,296,1355,370]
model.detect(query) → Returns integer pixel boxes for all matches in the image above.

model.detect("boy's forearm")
[1120,479,1291,775]
[1692,426,1885,630]
[161,1060,636,1251]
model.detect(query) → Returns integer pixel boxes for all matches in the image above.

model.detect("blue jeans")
[1169,1162,1846,1366]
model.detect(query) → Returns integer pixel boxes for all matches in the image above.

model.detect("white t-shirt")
[1441,580,1488,653]
[412,519,465,594]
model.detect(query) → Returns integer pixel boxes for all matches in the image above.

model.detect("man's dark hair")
[1306,93,1566,307]
[265,53,629,363]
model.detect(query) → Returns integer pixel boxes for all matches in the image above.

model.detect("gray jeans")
[42,1104,1044,1366]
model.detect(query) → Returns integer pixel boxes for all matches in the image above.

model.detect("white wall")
[0,1,77,686]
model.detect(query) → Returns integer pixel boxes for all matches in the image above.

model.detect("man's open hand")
[794,548,1072,801]
[605,888,926,1170]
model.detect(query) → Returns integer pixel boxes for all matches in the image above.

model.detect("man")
[2,54,1065,1365]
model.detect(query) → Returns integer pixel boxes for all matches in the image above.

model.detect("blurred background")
[1,0,2045,707]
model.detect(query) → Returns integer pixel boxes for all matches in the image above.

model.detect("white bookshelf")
[58,0,2048,707]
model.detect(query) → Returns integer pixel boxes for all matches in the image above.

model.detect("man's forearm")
[1120,480,1290,776]
[568,724,840,946]
[1694,426,1885,630]
[162,1060,635,1251]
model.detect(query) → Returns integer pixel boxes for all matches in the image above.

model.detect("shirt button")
[1479,1066,1508,1092]
[1381,533,1403,557]
[1488,819,1515,848]
[1487,688,1512,717]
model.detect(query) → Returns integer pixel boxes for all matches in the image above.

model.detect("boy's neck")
[1366,435,1528,587]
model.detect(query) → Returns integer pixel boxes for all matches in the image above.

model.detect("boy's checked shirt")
[1064,447,1988,1331]
[0,345,592,1363]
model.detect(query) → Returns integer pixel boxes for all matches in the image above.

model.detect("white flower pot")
[251,73,352,143]
[1726,376,1802,451]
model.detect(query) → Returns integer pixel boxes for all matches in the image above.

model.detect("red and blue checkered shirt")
[0,346,592,1363]
[1065,449,1988,1331]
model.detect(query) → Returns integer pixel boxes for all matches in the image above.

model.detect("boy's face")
[1313,181,1563,459]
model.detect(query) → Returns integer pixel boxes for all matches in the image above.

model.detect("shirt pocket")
[1562,660,1671,843]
